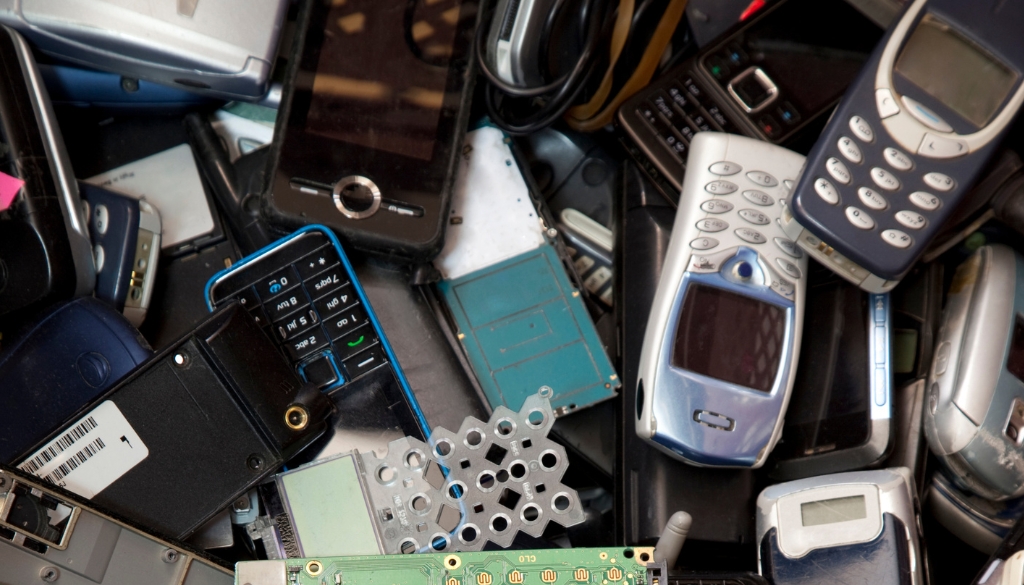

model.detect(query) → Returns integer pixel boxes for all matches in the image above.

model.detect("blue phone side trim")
[869,293,892,421]
[204,224,431,439]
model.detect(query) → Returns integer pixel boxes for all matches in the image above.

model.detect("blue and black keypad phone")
[205,226,428,437]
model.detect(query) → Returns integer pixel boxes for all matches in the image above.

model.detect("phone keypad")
[857,187,887,211]
[883,147,913,171]
[692,159,801,300]
[811,113,968,251]
[870,167,900,191]
[735,228,766,244]
[814,178,840,204]
[705,180,738,195]
[849,116,875,142]
[909,191,940,211]
[211,235,389,390]
[923,172,956,192]
[837,136,862,163]
[634,75,738,165]
[826,158,852,184]
[895,210,927,230]
[845,206,875,230]
[738,209,770,225]
[690,237,719,250]
[742,190,774,206]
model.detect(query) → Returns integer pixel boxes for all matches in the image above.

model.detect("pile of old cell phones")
[8,0,1024,584]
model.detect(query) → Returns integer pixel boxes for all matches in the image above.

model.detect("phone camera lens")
[340,183,375,213]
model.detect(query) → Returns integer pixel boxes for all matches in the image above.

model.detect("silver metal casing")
[0,465,232,585]
[485,0,559,87]
[636,132,807,468]
[924,244,1024,500]
[757,467,922,585]
[0,0,287,100]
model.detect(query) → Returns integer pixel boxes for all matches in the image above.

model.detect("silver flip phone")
[0,0,287,100]
[924,244,1024,500]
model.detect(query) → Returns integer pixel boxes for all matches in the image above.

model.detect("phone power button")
[332,176,381,219]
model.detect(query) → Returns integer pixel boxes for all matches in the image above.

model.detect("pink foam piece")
[0,170,24,211]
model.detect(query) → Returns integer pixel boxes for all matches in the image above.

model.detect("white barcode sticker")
[17,401,148,498]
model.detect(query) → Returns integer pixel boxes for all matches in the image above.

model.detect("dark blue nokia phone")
[785,0,1024,292]
[205,225,429,437]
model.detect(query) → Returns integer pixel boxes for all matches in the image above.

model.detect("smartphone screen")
[303,0,463,161]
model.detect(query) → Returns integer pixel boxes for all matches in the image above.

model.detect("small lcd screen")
[800,495,867,527]
[304,0,464,160]
[671,284,786,393]
[895,14,1018,127]
[1007,315,1024,383]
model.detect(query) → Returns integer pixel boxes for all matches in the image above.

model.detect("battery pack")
[15,303,334,539]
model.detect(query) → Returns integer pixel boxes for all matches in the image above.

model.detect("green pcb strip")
[235,547,657,585]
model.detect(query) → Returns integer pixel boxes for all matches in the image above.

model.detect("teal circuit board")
[235,546,658,585]
[437,243,620,415]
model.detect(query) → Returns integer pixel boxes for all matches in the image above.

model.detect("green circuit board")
[235,547,658,585]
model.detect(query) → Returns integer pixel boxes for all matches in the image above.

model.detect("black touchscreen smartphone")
[768,261,893,479]
[262,0,479,263]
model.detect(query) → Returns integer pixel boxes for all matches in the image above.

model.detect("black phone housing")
[261,0,480,263]
[617,0,883,202]
[768,263,892,480]
[0,26,94,323]
[15,304,334,539]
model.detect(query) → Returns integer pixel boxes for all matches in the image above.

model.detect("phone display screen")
[800,495,867,527]
[671,284,786,394]
[775,269,871,458]
[303,0,465,161]
[895,14,1017,128]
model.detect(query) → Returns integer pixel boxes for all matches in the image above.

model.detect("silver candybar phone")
[924,244,1024,500]
[636,133,807,468]
[0,0,287,100]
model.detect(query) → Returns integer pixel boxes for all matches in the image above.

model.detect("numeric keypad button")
[746,171,778,187]
[742,190,774,206]
[895,210,927,230]
[700,200,733,213]
[909,191,940,211]
[923,172,956,192]
[882,229,913,249]
[814,177,840,204]
[739,209,770,225]
[709,162,742,175]
[773,237,803,259]
[845,206,875,230]
[696,218,728,232]
[775,257,802,279]
[735,228,766,244]
[849,115,874,142]
[826,157,852,184]
[690,237,719,250]
[705,180,738,195]
[870,167,900,191]
[783,179,795,191]
[883,147,913,171]
[837,136,862,163]
[857,186,888,211]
